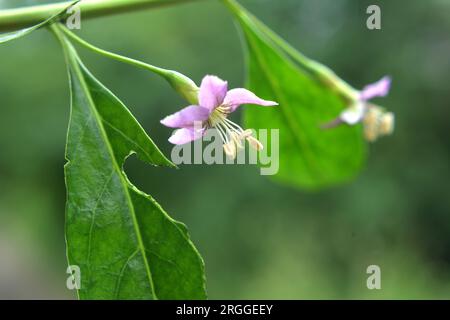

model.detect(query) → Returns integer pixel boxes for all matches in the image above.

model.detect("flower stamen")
[246,136,264,151]
[208,104,265,158]
[223,141,236,159]
[379,112,395,136]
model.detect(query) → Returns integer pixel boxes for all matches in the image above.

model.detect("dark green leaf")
[58,28,206,299]
[226,0,366,190]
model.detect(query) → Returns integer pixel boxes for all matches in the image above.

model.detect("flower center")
[206,104,263,159]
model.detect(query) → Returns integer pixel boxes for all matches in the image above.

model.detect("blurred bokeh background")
[0,0,449,299]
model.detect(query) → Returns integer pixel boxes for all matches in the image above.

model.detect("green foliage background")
[0,0,449,298]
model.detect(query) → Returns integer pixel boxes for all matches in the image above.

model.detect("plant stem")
[58,23,166,77]
[0,0,199,32]
[56,24,199,104]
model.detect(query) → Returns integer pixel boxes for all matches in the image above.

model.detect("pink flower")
[161,75,277,157]
[324,76,394,142]
[340,76,392,125]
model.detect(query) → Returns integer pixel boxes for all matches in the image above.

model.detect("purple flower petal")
[223,88,278,112]
[360,76,392,101]
[160,105,210,129]
[168,127,204,145]
[198,75,228,111]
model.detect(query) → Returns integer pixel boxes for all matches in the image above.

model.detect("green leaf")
[226,0,366,190]
[0,1,79,44]
[55,26,206,299]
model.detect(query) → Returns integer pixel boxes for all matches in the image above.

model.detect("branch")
[0,0,200,32]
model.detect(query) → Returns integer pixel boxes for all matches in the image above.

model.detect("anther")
[363,107,381,127]
[223,142,237,159]
[231,132,244,149]
[246,136,264,151]
[240,129,253,139]
[364,125,378,142]
[379,112,395,136]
